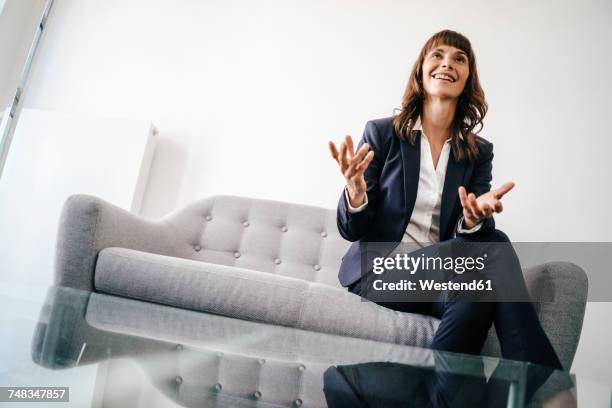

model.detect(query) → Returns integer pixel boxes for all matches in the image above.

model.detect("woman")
[328,29,565,403]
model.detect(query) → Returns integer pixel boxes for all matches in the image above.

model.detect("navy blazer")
[337,116,495,287]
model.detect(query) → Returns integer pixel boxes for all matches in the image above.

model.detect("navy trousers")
[348,228,562,370]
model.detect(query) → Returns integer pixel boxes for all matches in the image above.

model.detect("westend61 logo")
[372,253,487,275]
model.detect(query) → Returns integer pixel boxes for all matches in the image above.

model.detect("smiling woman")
[327,29,574,406]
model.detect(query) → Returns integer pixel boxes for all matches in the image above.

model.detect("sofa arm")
[481,261,588,371]
[483,261,588,371]
[55,194,179,291]
[523,261,588,371]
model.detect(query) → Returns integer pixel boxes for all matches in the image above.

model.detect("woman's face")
[421,44,470,100]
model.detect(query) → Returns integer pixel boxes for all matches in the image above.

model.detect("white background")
[3,0,612,384]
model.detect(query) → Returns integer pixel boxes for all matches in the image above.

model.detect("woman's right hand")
[328,135,375,208]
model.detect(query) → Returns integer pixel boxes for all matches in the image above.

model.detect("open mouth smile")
[431,73,456,83]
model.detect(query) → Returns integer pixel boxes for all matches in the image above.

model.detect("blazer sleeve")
[336,120,388,242]
[456,140,496,237]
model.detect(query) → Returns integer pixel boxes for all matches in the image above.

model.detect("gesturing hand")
[328,135,375,208]
[458,182,515,229]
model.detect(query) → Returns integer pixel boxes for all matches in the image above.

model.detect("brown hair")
[393,29,488,162]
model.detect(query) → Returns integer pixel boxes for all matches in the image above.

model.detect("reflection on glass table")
[0,284,601,407]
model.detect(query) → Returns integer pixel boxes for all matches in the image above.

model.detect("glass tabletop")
[0,282,602,407]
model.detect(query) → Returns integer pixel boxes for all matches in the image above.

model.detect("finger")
[338,142,348,169]
[353,143,370,161]
[468,193,485,218]
[474,198,488,218]
[348,149,372,179]
[458,187,474,219]
[348,143,370,168]
[354,151,375,173]
[458,187,476,221]
[458,186,469,208]
[345,135,355,159]
[466,193,478,219]
[494,201,503,213]
[328,141,340,162]
[481,203,493,218]
[494,182,515,199]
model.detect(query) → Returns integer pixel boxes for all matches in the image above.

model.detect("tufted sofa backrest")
[167,196,351,288]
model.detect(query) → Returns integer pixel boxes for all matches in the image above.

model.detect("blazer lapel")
[400,131,421,224]
[440,152,467,239]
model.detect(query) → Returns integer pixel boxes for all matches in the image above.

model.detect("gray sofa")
[55,194,588,370]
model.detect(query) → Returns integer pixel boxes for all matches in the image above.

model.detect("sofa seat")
[95,247,440,348]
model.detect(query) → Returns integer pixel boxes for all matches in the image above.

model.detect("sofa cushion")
[94,247,439,348]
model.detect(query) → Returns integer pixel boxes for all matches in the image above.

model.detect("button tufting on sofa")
[274,259,281,265]
[320,231,328,238]
[243,221,250,227]
[176,344,183,351]
[313,264,321,271]
[294,399,303,407]
[193,245,201,252]
[234,252,241,258]
[258,358,265,364]
[298,364,306,371]
[175,376,183,384]
[205,215,212,221]
[214,383,222,391]
[280,226,288,232]
[253,390,262,399]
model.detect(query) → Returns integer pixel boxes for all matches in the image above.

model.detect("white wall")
[11,0,612,383]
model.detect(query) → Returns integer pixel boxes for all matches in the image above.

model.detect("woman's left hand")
[458,182,515,229]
